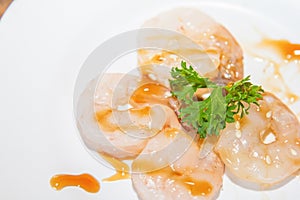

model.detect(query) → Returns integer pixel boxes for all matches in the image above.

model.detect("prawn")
[215,92,300,186]
[138,7,243,85]
[77,73,172,159]
[131,124,224,200]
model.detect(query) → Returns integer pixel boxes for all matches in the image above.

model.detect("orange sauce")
[132,159,212,196]
[164,127,180,138]
[197,138,205,148]
[50,173,100,193]
[138,50,180,66]
[129,106,151,117]
[151,53,169,63]
[148,166,213,196]
[95,107,154,133]
[132,159,160,173]
[256,39,300,104]
[182,177,212,196]
[261,39,300,61]
[100,154,130,182]
[286,92,299,103]
[131,82,172,106]
[95,109,119,132]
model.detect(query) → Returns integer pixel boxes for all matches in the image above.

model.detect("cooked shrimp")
[131,127,224,200]
[138,7,243,85]
[215,92,300,186]
[77,73,173,159]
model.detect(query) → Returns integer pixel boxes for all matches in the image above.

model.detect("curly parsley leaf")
[225,76,264,120]
[170,61,264,138]
[169,61,216,102]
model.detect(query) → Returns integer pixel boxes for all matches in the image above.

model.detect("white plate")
[0,0,299,199]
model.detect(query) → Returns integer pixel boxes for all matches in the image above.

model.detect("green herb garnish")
[169,61,264,138]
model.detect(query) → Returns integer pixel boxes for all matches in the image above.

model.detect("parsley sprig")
[169,61,264,138]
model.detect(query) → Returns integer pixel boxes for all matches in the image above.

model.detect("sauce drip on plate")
[50,173,100,193]
[261,39,300,61]
[251,38,300,105]
[100,153,130,181]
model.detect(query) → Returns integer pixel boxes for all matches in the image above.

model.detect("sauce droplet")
[100,154,130,181]
[260,39,300,61]
[50,173,100,193]
[131,82,173,106]
[164,127,180,138]
[138,50,180,66]
[182,177,212,196]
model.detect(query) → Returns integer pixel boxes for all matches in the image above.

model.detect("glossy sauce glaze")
[253,39,300,105]
[138,50,180,66]
[148,166,213,196]
[95,109,119,132]
[95,106,156,134]
[100,153,130,182]
[261,39,300,61]
[164,127,180,138]
[92,79,180,183]
[50,173,100,193]
[131,82,173,107]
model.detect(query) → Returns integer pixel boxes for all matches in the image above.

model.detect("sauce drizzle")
[251,40,300,105]
[131,82,172,106]
[100,154,130,182]
[50,173,100,193]
[148,166,213,196]
[95,109,119,132]
[261,39,300,61]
